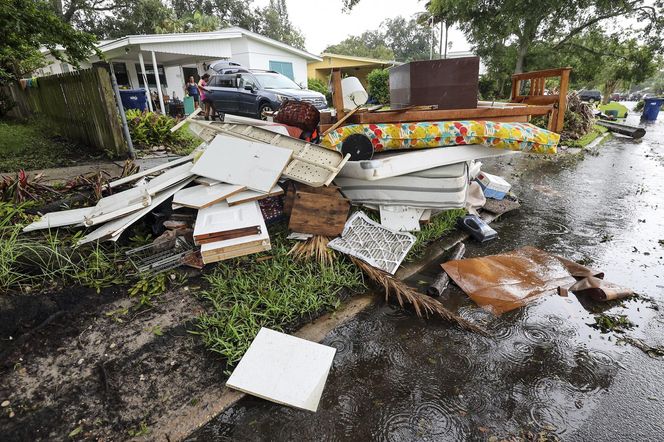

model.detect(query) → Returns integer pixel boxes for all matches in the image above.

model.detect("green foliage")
[0,0,97,83]
[324,16,435,62]
[129,273,169,308]
[367,69,390,104]
[194,232,365,365]
[156,10,220,34]
[96,0,172,38]
[126,110,198,153]
[307,77,331,104]
[324,33,395,60]
[592,313,635,334]
[406,209,466,261]
[0,225,126,294]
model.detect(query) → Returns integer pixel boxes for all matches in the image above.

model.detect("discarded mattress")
[321,121,560,155]
[337,144,517,181]
[334,162,468,209]
[442,246,632,314]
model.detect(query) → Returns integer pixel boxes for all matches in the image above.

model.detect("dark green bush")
[307,77,331,104]
[367,68,390,104]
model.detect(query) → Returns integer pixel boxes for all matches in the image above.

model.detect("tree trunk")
[602,80,618,105]
[514,41,529,74]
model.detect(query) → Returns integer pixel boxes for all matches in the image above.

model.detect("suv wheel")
[258,103,274,120]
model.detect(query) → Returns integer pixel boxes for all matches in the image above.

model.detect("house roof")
[316,53,397,65]
[96,27,321,61]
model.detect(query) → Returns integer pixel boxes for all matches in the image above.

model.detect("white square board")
[190,135,292,193]
[226,327,336,412]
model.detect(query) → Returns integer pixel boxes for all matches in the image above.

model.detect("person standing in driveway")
[198,73,214,120]
[185,76,199,109]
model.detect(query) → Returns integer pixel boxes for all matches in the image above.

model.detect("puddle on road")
[189,113,664,441]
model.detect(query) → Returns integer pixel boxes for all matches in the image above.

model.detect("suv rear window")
[209,74,237,88]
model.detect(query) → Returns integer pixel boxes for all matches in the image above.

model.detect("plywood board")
[193,201,263,238]
[201,238,271,263]
[226,327,336,412]
[288,191,350,237]
[190,135,291,193]
[23,207,92,232]
[226,185,284,206]
[173,183,245,209]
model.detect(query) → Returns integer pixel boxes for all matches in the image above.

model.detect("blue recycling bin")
[642,97,664,121]
[119,89,148,111]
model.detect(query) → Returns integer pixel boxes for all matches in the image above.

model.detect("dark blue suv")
[205,67,327,119]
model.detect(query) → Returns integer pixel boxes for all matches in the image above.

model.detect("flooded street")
[191,110,664,441]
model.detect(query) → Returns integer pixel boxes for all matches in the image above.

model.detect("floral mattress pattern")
[321,121,560,154]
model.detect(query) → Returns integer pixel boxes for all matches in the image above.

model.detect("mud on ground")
[0,282,224,441]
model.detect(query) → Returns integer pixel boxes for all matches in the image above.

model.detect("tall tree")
[428,0,663,74]
[0,0,97,83]
[324,16,436,62]
[257,0,306,49]
[324,31,394,60]
[93,0,171,38]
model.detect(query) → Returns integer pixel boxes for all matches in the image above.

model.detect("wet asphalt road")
[190,109,664,441]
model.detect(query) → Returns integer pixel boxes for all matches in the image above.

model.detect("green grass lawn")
[0,119,100,173]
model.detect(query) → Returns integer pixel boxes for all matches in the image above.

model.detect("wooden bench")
[510,67,571,133]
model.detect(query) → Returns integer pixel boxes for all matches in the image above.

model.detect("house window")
[112,62,130,87]
[269,61,294,80]
[134,63,167,88]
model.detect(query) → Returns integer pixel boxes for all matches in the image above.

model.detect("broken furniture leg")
[426,243,466,297]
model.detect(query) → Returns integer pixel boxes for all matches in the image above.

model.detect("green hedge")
[367,69,390,105]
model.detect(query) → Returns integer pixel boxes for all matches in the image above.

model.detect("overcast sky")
[253,0,471,55]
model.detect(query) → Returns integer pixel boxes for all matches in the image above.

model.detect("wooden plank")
[321,105,361,137]
[555,69,571,133]
[514,95,559,105]
[347,105,553,125]
[194,226,261,245]
[288,191,350,237]
[331,69,345,120]
[226,185,284,206]
[283,183,342,215]
[511,67,572,80]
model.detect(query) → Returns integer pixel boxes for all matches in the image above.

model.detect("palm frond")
[287,236,334,265]
[351,257,488,335]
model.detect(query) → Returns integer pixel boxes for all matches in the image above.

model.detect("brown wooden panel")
[347,105,553,125]
[284,182,341,215]
[288,191,350,237]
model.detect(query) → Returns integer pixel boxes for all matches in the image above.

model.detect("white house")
[36,27,321,113]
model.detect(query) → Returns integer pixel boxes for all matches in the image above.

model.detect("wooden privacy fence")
[4,67,126,156]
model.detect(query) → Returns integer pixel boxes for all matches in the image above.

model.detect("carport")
[94,31,240,113]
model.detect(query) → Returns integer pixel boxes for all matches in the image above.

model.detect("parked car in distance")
[204,66,327,119]
[578,89,602,103]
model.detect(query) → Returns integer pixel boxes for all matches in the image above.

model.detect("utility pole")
[439,21,444,59]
